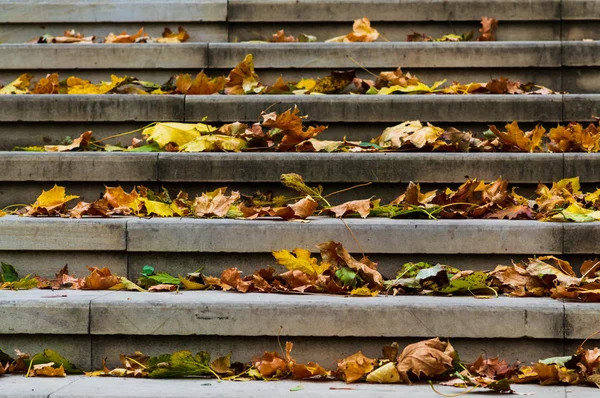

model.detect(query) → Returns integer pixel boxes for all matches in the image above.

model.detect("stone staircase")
[1,0,600,385]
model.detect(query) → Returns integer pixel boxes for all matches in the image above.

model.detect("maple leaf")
[322,199,372,218]
[490,264,546,297]
[253,351,288,378]
[32,73,60,94]
[23,185,79,216]
[270,30,297,42]
[337,351,376,383]
[376,121,444,149]
[318,241,383,287]
[157,27,190,43]
[366,362,401,383]
[67,75,131,94]
[192,188,240,217]
[225,54,263,95]
[28,363,66,377]
[272,248,331,276]
[489,121,545,152]
[142,122,216,148]
[104,186,141,215]
[285,342,328,380]
[104,28,147,43]
[485,204,535,220]
[44,131,92,152]
[83,267,121,290]
[0,73,32,94]
[396,338,456,382]
[469,355,516,379]
[180,135,248,152]
[175,72,226,95]
[326,17,379,42]
[549,122,600,153]
[478,17,498,41]
[262,107,327,148]
[309,70,356,94]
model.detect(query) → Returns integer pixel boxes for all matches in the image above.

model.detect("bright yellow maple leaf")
[350,286,379,296]
[180,135,247,152]
[142,122,216,148]
[67,75,128,94]
[272,248,331,275]
[33,185,79,210]
[142,199,182,217]
[554,177,581,194]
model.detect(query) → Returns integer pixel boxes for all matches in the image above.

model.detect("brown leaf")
[192,188,240,217]
[270,30,297,42]
[104,28,147,43]
[28,363,66,377]
[33,73,60,94]
[253,351,288,378]
[478,17,498,41]
[485,204,534,220]
[469,355,515,379]
[225,54,262,95]
[219,268,252,293]
[148,284,177,292]
[285,342,328,380]
[322,199,371,218]
[175,72,226,95]
[45,131,92,152]
[396,338,455,383]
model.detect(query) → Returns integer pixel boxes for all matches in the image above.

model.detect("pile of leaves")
[29,27,190,44]
[1,338,599,391]
[16,109,598,153]
[3,239,600,302]
[0,54,555,95]
[408,16,498,42]
[259,16,497,43]
[1,174,599,223]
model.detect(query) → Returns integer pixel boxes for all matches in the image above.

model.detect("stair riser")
[0,334,568,371]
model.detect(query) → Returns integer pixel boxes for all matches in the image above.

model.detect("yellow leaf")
[180,135,247,152]
[67,75,128,95]
[555,177,581,194]
[142,122,216,148]
[0,74,32,94]
[33,185,79,210]
[142,199,181,217]
[28,363,66,377]
[0,210,6,217]
[179,277,206,290]
[272,248,331,275]
[366,362,400,383]
[350,286,379,296]
[297,79,316,91]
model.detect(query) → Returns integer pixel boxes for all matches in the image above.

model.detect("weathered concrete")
[0,216,127,251]
[563,224,600,254]
[0,334,92,371]
[0,290,110,334]
[0,44,208,69]
[0,153,158,182]
[0,0,227,23]
[562,42,600,67]
[0,375,569,398]
[126,218,564,254]
[563,94,600,121]
[91,292,563,338]
[0,95,184,122]
[209,42,561,69]
[562,0,600,20]
[185,95,564,123]
[564,153,600,182]
[228,0,560,22]
[562,68,600,94]
[158,152,564,183]
[564,301,600,340]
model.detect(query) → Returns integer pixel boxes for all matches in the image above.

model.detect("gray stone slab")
[126,218,564,254]
[565,301,600,340]
[562,42,600,67]
[0,153,158,182]
[185,95,564,123]
[0,251,127,280]
[0,0,227,23]
[563,94,600,122]
[0,375,82,398]
[42,377,567,397]
[564,153,600,183]
[228,0,560,22]
[562,0,600,20]
[562,68,600,94]
[0,95,184,122]
[0,44,208,69]
[158,152,563,183]
[0,334,92,371]
[209,42,561,69]
[0,216,127,251]
[563,224,600,254]
[0,290,114,334]
[566,386,600,397]
[91,292,563,338]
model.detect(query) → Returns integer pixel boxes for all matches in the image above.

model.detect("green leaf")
[148,353,172,368]
[290,385,304,391]
[1,262,19,282]
[1,275,38,290]
[0,348,13,366]
[141,265,155,277]
[124,142,162,152]
[149,273,181,285]
[432,272,489,294]
[539,356,573,367]
[148,350,213,378]
[335,267,362,288]
[396,262,434,279]
[38,349,83,375]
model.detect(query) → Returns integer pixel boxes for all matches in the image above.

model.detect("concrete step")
[0,376,576,398]
[0,0,564,43]
[1,216,597,279]
[1,289,596,369]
